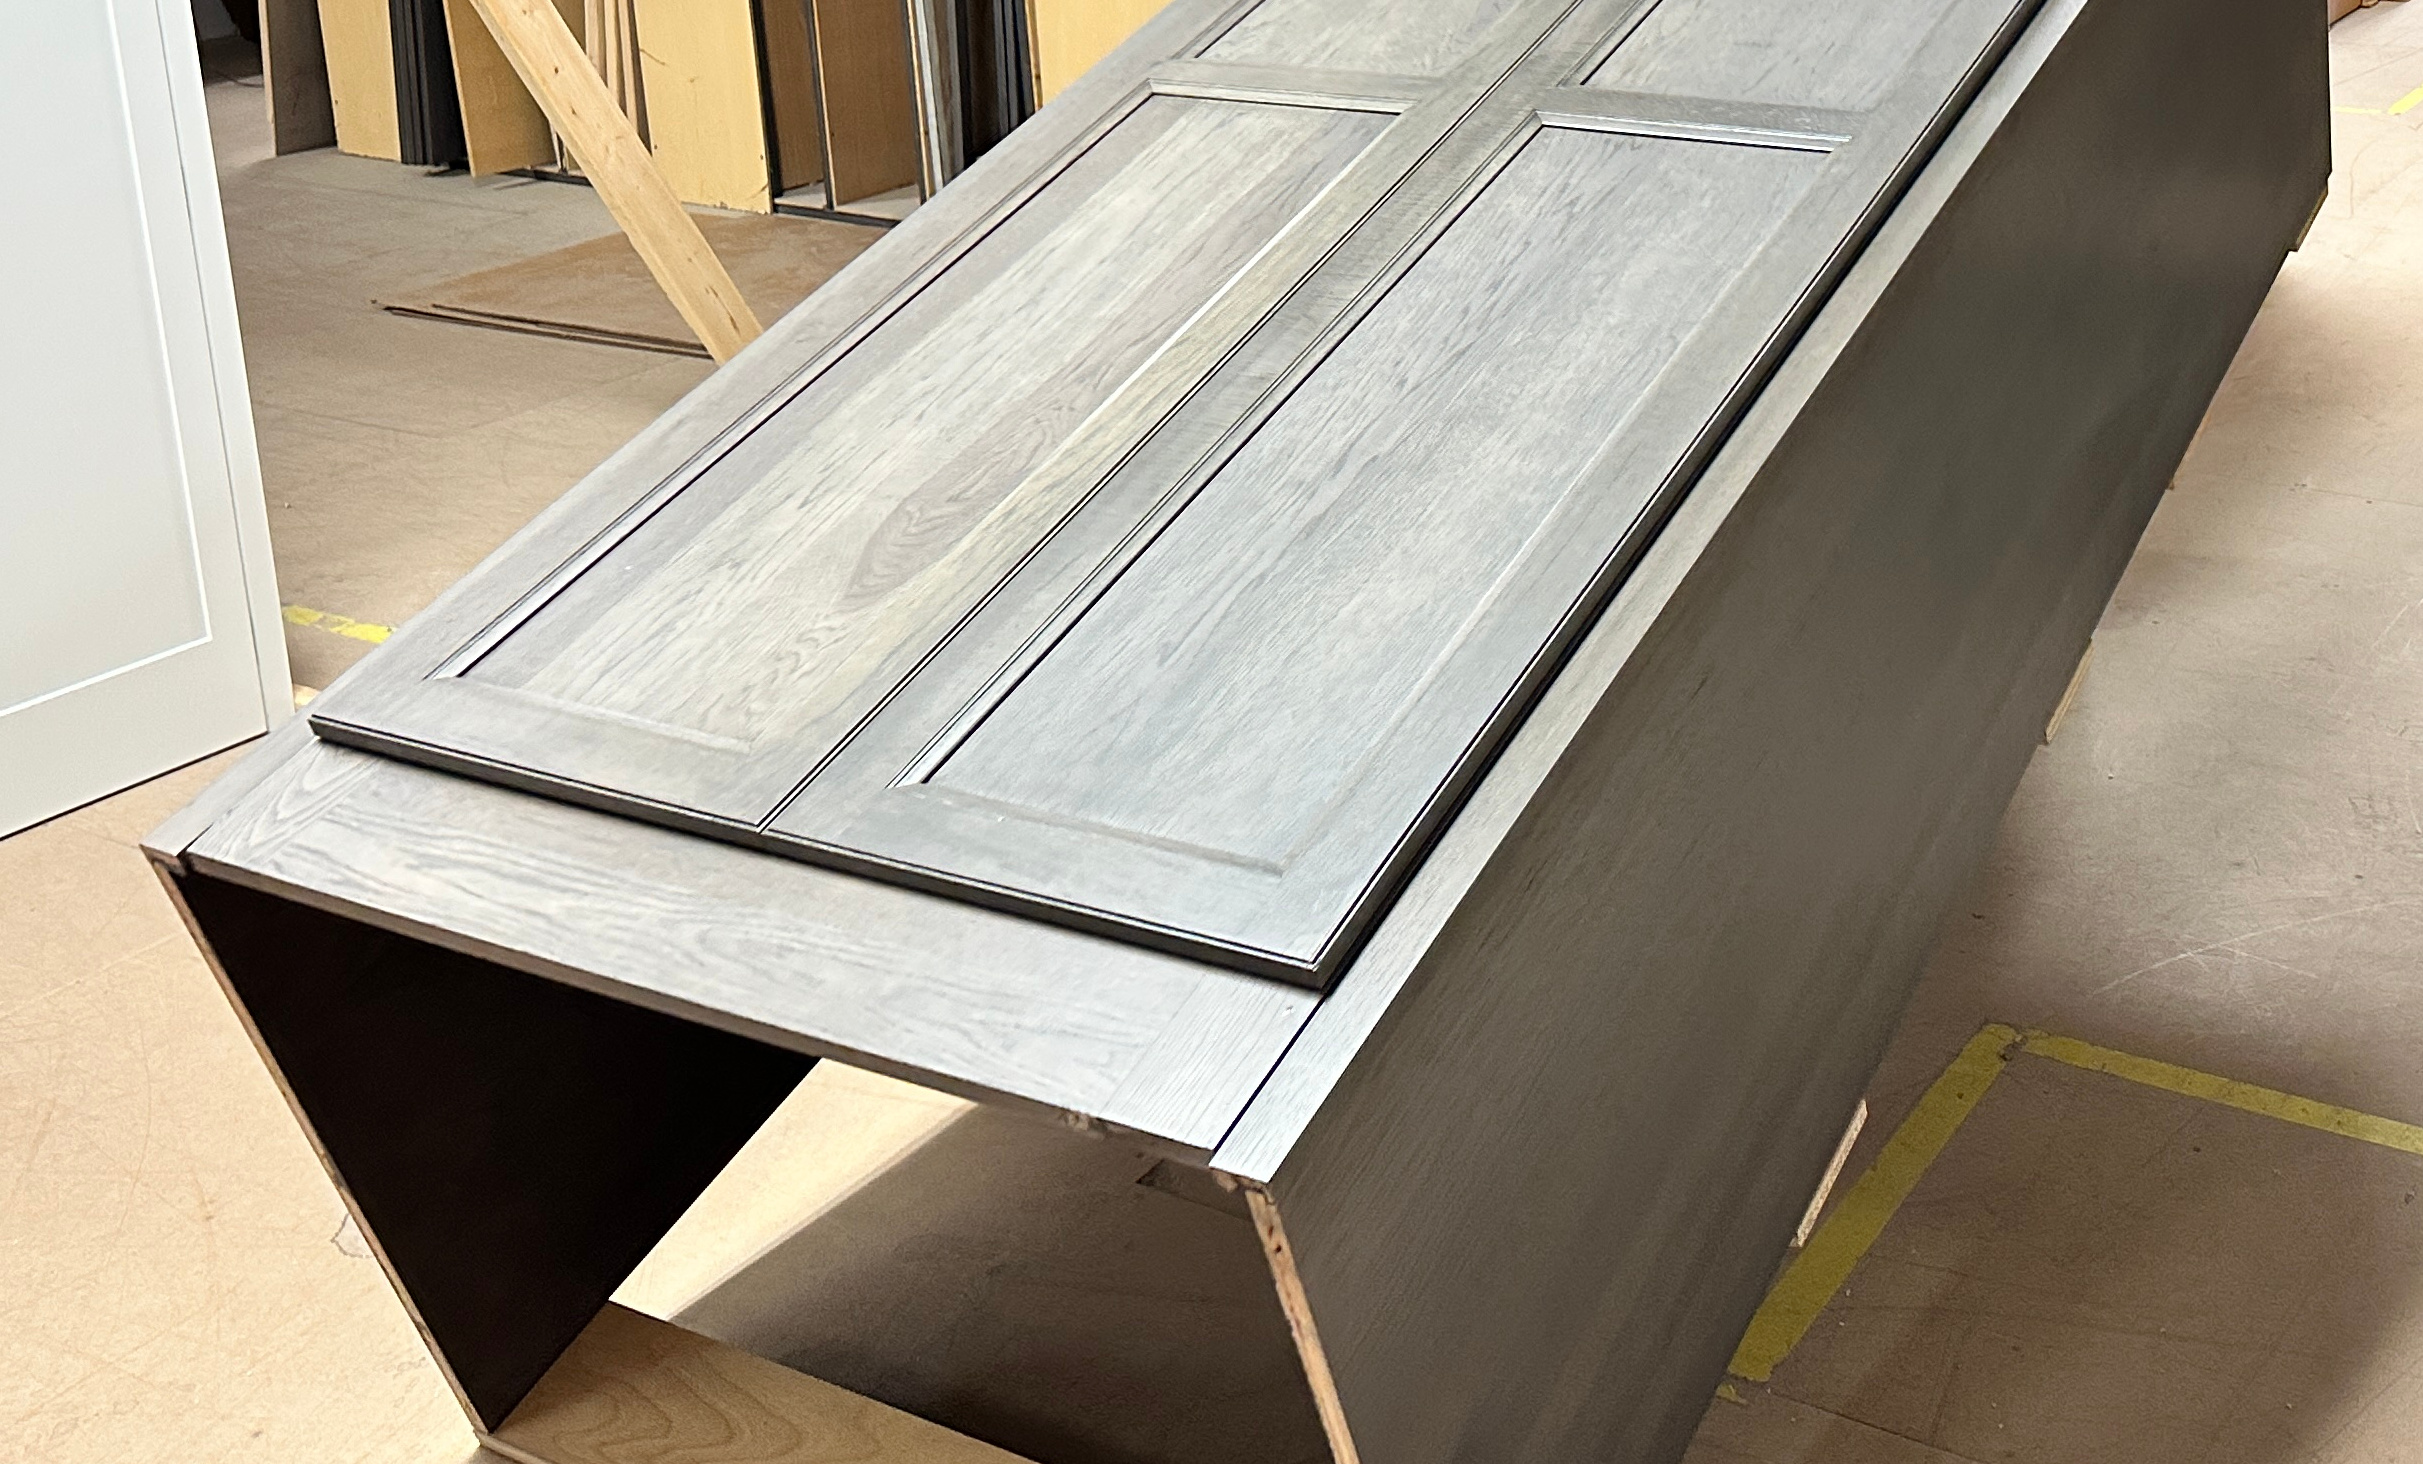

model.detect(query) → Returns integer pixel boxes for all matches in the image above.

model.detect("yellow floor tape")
[281,604,393,644]
[1730,1021,2423,1382]
[1729,1025,2020,1381]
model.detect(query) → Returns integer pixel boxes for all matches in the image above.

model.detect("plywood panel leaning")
[764,0,828,191]
[630,0,773,210]
[810,0,922,204]
[317,0,401,158]
[261,0,338,153]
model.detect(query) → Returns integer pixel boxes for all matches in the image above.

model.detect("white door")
[0,0,290,836]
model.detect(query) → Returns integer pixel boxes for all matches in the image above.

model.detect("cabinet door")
[310,0,2036,983]
[0,0,290,836]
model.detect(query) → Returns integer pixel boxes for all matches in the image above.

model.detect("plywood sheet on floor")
[378,211,881,356]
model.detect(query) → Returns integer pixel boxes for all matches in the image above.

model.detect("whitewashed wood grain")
[475,96,1383,752]
[765,0,2037,978]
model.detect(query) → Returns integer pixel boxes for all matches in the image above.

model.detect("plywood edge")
[483,1304,1036,1464]
[1243,1186,1360,1464]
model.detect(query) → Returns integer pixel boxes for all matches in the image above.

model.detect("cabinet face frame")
[307,0,2044,985]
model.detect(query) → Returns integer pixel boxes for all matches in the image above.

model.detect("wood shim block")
[1793,1099,1867,1248]
[630,0,773,211]
[261,0,338,153]
[1027,0,1174,105]
[483,1305,1035,1464]
[317,0,401,159]
[2043,640,2094,744]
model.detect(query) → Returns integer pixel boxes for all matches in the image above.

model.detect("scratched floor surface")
[1686,3,2423,1459]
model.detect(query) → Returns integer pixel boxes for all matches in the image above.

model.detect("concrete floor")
[5,10,2422,1461]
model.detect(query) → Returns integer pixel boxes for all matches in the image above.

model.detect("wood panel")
[317,0,402,159]
[760,0,2029,982]
[903,0,964,189]
[1028,0,1174,104]
[810,0,923,204]
[261,0,338,153]
[920,128,1821,932]
[764,0,827,190]
[446,0,596,175]
[487,1305,1031,1464]
[630,0,773,211]
[1235,0,2327,1458]
[392,0,468,165]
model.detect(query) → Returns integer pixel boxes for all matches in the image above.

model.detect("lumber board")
[317,0,402,159]
[810,0,922,204]
[261,0,338,153]
[462,0,763,358]
[485,1305,1031,1464]
[629,0,773,211]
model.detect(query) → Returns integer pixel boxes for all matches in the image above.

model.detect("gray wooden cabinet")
[148,0,2325,1459]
